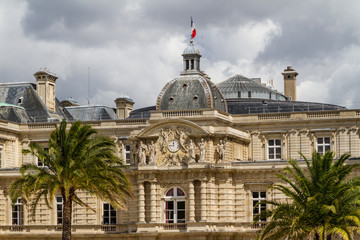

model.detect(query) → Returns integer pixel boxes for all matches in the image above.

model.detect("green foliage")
[9,121,133,239]
[255,151,360,240]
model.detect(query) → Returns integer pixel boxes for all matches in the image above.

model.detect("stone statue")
[148,141,156,164]
[138,141,147,165]
[198,138,206,162]
[159,128,169,153]
[188,139,196,163]
[130,142,137,165]
[216,140,226,162]
[176,129,187,150]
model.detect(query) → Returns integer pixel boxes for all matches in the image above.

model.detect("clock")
[168,139,180,152]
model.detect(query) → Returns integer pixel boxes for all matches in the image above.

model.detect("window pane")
[125,145,130,151]
[177,188,185,197]
[275,139,281,146]
[325,146,330,152]
[317,146,322,153]
[166,201,174,210]
[260,192,266,198]
[177,210,185,221]
[317,138,323,144]
[325,137,330,144]
[252,192,259,198]
[268,140,274,146]
[166,188,174,197]
[269,148,274,154]
[177,201,185,210]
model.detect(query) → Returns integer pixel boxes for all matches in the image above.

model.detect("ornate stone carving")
[148,141,156,165]
[188,139,196,163]
[138,141,147,165]
[157,127,191,166]
[198,138,206,162]
[216,139,226,163]
[130,141,138,165]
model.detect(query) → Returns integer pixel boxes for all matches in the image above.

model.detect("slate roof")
[65,105,118,121]
[217,75,289,101]
[0,83,51,122]
[226,98,346,114]
[0,104,31,123]
[157,74,227,112]
[129,106,156,119]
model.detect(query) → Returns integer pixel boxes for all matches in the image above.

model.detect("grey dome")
[217,74,289,101]
[183,43,200,55]
[156,74,227,112]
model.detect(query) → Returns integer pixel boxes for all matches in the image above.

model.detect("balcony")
[0,222,262,235]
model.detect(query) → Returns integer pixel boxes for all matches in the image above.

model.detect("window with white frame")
[103,203,116,225]
[252,191,266,222]
[56,196,63,225]
[37,148,49,167]
[268,139,281,160]
[12,198,23,225]
[125,145,131,165]
[317,137,331,155]
[164,187,186,223]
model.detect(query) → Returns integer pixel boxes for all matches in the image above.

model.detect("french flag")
[191,17,196,39]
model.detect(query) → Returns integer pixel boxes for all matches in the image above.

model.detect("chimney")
[114,97,134,119]
[281,66,298,101]
[34,68,58,112]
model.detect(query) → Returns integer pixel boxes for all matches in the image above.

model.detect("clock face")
[168,140,180,152]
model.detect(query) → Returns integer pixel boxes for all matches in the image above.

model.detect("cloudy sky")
[1,0,360,110]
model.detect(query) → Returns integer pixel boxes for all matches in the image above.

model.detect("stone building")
[0,40,358,240]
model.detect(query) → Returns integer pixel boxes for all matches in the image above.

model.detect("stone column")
[200,180,207,222]
[188,180,195,222]
[150,182,156,223]
[138,182,145,223]
[208,178,216,221]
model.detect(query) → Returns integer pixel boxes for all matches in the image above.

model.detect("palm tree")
[255,151,360,240]
[9,121,133,240]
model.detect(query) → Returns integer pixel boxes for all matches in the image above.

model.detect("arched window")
[164,187,185,223]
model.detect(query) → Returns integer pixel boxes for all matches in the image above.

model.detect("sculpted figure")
[148,141,156,164]
[138,141,147,165]
[159,128,169,153]
[198,138,206,162]
[216,140,226,162]
[176,129,187,150]
[130,142,138,165]
[188,139,196,163]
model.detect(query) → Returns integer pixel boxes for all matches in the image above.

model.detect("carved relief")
[157,127,192,166]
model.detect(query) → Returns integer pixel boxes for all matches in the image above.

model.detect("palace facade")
[0,40,358,240]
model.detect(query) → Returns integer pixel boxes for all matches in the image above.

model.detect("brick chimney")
[282,66,298,101]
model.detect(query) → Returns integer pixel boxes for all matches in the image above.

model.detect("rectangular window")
[103,203,116,225]
[238,91,241,98]
[12,198,23,225]
[37,148,49,167]
[317,137,331,155]
[248,91,251,98]
[268,139,281,160]
[56,196,63,225]
[252,191,266,222]
[125,145,131,165]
